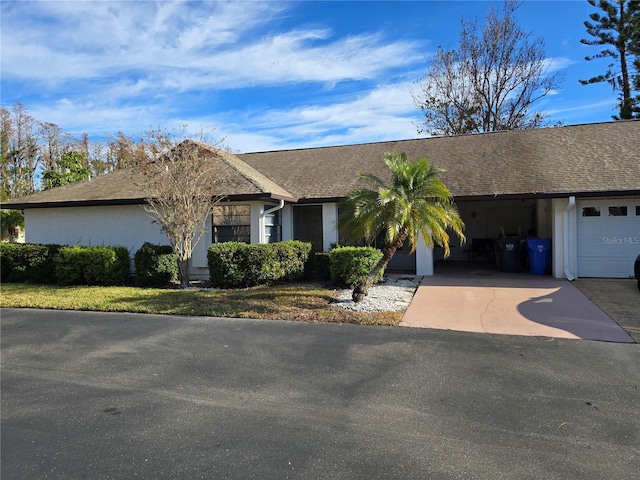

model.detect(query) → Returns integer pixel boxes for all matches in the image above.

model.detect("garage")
[577,198,640,278]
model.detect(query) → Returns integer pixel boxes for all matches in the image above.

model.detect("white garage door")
[577,199,640,278]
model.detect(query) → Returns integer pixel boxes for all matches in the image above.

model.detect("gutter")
[263,199,285,216]
[563,196,576,281]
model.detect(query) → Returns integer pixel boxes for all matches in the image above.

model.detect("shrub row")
[208,240,312,288]
[54,245,131,286]
[134,242,178,286]
[0,243,62,283]
[0,243,130,286]
[1,241,385,289]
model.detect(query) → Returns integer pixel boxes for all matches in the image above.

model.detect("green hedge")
[329,246,384,288]
[53,245,131,286]
[208,240,312,288]
[313,251,331,281]
[134,243,178,286]
[0,243,62,283]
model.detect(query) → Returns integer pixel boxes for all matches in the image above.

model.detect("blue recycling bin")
[527,238,551,275]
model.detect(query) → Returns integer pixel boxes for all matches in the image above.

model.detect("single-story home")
[2,120,639,280]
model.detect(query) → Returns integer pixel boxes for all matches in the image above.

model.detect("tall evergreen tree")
[580,0,640,119]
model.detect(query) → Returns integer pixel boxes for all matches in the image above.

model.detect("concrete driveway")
[401,273,635,343]
[2,308,639,479]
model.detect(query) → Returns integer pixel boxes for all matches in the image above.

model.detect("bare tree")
[39,121,75,172]
[413,0,561,136]
[9,102,40,196]
[137,129,229,288]
[0,107,13,200]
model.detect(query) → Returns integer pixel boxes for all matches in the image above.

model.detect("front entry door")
[293,205,323,252]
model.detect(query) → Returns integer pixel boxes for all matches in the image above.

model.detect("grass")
[0,282,403,326]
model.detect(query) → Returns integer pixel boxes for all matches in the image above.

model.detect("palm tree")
[338,152,465,302]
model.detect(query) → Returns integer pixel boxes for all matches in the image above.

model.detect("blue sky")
[0,0,621,153]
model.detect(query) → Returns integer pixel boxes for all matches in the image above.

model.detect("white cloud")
[219,82,423,151]
[2,1,422,92]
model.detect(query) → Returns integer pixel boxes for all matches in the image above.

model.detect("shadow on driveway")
[402,274,635,343]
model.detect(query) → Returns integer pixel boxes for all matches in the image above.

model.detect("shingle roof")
[2,143,295,209]
[3,120,638,210]
[239,120,640,200]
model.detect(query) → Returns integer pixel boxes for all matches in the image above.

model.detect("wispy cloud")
[2,1,422,90]
[220,82,423,151]
[1,0,607,151]
[1,0,426,149]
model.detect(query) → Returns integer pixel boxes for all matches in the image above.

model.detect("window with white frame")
[213,205,251,243]
[264,208,282,243]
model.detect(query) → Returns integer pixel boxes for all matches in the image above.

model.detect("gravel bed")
[331,275,422,312]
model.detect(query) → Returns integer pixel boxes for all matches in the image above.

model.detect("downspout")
[260,199,285,243]
[563,196,576,281]
[263,199,285,216]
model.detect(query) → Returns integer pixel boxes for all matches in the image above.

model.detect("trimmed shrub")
[271,240,313,280]
[313,251,331,281]
[134,243,178,286]
[208,240,312,288]
[0,243,62,283]
[329,246,384,288]
[54,245,130,286]
[208,242,248,288]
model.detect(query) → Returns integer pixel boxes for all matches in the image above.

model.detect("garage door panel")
[577,199,640,278]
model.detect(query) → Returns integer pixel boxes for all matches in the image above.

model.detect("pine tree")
[580,0,640,119]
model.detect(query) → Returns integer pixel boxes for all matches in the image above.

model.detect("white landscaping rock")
[331,275,422,312]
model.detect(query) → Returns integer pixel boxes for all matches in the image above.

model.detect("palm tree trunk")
[352,229,408,302]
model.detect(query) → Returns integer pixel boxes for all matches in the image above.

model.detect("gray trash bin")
[497,237,522,273]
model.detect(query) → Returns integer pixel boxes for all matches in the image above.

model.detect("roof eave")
[0,198,148,210]
[2,192,299,210]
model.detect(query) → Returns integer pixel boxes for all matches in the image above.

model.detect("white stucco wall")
[25,205,166,253]
[24,205,214,279]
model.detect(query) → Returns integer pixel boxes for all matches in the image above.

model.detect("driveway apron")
[401,274,635,343]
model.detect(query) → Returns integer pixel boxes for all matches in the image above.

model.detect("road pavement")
[2,308,639,479]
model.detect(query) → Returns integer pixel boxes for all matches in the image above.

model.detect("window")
[582,206,601,217]
[636,206,640,216]
[264,209,281,243]
[608,206,627,216]
[213,205,251,243]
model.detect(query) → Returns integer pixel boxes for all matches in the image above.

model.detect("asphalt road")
[2,308,639,480]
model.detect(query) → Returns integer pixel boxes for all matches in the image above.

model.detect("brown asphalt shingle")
[239,120,640,200]
[2,120,638,210]
[2,144,295,209]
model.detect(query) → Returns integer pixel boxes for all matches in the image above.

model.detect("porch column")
[322,203,338,251]
[415,234,434,276]
[250,203,262,244]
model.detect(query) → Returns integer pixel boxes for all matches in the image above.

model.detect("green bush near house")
[0,243,62,283]
[54,245,130,286]
[207,242,248,288]
[313,251,332,280]
[134,243,178,287]
[208,240,312,288]
[270,241,313,280]
[329,246,385,288]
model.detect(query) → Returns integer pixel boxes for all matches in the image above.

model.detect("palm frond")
[338,151,465,254]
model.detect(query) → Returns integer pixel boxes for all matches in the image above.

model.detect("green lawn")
[0,283,402,326]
